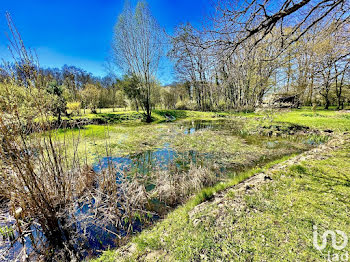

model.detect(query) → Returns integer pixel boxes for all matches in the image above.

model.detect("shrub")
[67,101,81,116]
[175,100,187,110]
[186,100,198,110]
[217,100,227,111]
[289,164,307,174]
[235,105,255,113]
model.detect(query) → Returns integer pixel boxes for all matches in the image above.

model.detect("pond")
[0,119,323,260]
[93,120,225,174]
[83,120,318,253]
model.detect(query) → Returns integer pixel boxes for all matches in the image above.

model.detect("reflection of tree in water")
[129,147,205,175]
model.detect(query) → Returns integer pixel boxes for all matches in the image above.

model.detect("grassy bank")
[272,108,350,131]
[94,135,350,261]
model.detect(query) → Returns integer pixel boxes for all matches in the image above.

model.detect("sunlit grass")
[272,107,350,131]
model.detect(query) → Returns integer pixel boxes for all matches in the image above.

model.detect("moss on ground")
[50,124,167,164]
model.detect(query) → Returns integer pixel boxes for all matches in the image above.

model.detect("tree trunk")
[145,103,152,123]
[324,97,330,110]
[57,111,62,125]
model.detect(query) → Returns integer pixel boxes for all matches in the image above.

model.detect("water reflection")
[94,121,220,177]
[94,145,209,178]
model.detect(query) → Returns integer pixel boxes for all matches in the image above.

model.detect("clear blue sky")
[0,0,211,83]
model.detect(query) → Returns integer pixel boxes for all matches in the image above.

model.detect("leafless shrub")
[0,14,153,261]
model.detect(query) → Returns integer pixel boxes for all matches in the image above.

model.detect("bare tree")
[112,1,165,122]
[170,24,216,110]
[210,0,349,55]
[170,23,281,111]
[169,0,349,111]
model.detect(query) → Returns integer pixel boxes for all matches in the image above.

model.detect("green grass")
[234,107,350,132]
[94,138,350,261]
[272,109,350,131]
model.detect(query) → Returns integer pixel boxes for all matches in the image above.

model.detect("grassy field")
[272,108,350,131]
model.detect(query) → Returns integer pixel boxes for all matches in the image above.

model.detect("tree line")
[169,0,350,111]
[1,0,349,124]
[110,0,350,117]
[0,62,195,121]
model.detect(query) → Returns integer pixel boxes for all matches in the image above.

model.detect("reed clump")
[0,15,152,261]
